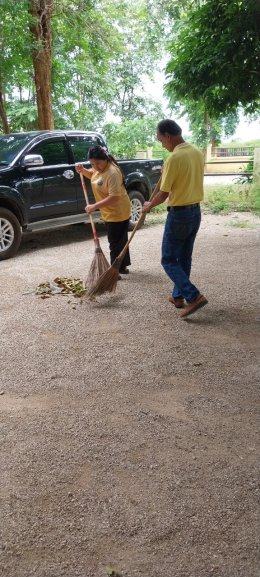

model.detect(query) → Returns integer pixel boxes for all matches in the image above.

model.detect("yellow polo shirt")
[161,143,204,206]
[91,162,131,222]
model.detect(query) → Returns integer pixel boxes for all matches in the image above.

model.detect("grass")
[146,201,167,225]
[145,183,260,226]
[203,183,260,215]
[226,219,256,229]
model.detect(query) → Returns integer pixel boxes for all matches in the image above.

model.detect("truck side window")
[68,136,104,163]
[31,140,69,165]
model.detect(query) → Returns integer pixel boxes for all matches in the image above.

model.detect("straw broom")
[79,173,110,290]
[87,176,162,298]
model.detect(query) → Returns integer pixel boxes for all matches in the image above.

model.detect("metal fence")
[211,147,254,158]
[138,146,255,160]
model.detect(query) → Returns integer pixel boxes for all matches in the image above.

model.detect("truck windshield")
[0,133,34,165]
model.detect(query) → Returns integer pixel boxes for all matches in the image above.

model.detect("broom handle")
[118,176,162,260]
[79,173,98,243]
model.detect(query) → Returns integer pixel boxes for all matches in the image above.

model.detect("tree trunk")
[28,0,54,130]
[202,108,209,161]
[0,90,10,134]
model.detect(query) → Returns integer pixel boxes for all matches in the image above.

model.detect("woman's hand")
[75,163,84,173]
[85,204,96,214]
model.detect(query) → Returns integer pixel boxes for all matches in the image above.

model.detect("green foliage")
[165,0,260,118]
[6,102,38,131]
[105,0,164,119]
[0,1,41,132]
[167,94,240,149]
[146,184,260,228]
[227,219,256,229]
[2,0,257,148]
[235,158,254,185]
[150,202,167,214]
[51,0,122,127]
[0,0,167,132]
[152,142,170,161]
[102,116,162,158]
[0,0,33,92]
[203,183,259,215]
[253,187,260,214]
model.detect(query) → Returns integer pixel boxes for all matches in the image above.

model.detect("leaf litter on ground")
[24,277,87,299]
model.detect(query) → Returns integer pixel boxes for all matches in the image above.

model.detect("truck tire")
[0,208,22,260]
[128,190,146,231]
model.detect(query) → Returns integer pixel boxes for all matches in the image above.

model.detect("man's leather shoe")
[169,296,185,308]
[180,294,208,318]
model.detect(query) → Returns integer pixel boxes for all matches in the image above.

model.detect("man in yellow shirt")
[142,119,208,318]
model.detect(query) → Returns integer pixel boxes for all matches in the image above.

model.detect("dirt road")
[1,212,259,577]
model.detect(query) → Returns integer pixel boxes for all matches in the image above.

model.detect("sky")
[143,71,260,142]
[228,116,260,142]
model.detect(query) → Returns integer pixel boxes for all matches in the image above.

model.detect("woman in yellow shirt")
[76,146,131,274]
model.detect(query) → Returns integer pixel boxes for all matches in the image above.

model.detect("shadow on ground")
[19,223,107,256]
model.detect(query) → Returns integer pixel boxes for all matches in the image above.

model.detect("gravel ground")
[1,212,260,577]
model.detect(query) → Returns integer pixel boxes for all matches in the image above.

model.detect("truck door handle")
[63,170,74,180]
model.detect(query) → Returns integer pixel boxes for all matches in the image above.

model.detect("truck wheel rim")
[131,199,142,223]
[0,218,15,252]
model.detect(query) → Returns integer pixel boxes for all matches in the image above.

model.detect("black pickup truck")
[0,130,163,260]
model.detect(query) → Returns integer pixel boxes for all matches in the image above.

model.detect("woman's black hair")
[88,145,117,164]
[88,145,126,185]
[157,119,182,136]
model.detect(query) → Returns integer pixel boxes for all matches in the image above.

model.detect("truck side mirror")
[21,154,44,167]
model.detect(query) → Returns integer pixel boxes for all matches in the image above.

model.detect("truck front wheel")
[0,208,22,260]
[128,190,146,231]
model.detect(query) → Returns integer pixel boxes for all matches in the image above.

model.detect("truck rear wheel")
[128,190,146,231]
[0,208,22,260]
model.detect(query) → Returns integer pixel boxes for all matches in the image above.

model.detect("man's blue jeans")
[161,205,201,303]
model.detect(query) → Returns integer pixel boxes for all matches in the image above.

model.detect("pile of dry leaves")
[34,277,86,299]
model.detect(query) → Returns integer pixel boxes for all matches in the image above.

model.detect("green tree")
[165,0,260,117]
[0,0,33,132]
[172,100,239,148]
[0,0,168,132]
[50,0,123,128]
[102,114,163,158]
[106,0,164,120]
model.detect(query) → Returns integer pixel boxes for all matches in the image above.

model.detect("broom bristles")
[86,248,110,291]
[87,259,120,298]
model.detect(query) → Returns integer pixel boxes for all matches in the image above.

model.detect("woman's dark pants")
[106,219,131,272]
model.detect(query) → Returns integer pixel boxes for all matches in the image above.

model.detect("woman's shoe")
[120,268,129,274]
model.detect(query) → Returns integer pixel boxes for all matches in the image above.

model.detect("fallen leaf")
[105,567,122,577]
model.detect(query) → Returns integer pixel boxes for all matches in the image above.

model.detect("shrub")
[203,183,259,214]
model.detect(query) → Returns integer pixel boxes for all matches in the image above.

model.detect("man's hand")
[142,201,152,214]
